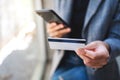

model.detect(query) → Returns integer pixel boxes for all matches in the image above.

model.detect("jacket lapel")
[54,0,73,24]
[83,0,102,31]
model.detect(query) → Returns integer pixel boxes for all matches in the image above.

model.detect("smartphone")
[36,9,70,27]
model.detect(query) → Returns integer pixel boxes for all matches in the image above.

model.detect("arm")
[76,2,120,69]
[104,3,120,59]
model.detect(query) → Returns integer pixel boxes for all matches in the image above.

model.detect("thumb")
[84,41,98,50]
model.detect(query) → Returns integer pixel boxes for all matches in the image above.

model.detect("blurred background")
[0,0,54,80]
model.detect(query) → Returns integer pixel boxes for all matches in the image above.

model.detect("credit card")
[48,37,86,51]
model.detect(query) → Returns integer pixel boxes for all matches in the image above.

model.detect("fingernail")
[67,28,71,31]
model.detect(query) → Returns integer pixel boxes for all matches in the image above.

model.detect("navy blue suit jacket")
[52,0,120,80]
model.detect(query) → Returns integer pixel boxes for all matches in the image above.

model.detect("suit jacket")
[51,0,120,80]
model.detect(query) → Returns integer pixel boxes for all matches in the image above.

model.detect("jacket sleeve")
[105,2,120,59]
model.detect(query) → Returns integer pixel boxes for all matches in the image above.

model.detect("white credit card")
[48,37,86,51]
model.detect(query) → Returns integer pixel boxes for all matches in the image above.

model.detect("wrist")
[103,42,110,53]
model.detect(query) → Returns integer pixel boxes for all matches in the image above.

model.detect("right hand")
[47,22,71,38]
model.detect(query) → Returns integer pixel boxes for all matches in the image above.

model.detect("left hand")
[75,41,110,69]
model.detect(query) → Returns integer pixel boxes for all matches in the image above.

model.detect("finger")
[84,41,97,50]
[90,59,107,66]
[76,48,86,57]
[47,22,57,28]
[50,28,71,37]
[84,49,99,60]
[94,58,108,66]
[76,48,92,63]
[76,49,107,68]
[47,23,57,32]
[89,62,105,69]
[49,22,58,27]
[84,59,106,69]
[77,49,107,66]
[58,28,71,35]
[85,55,108,68]
[48,24,64,33]
[83,57,104,69]
[76,48,108,68]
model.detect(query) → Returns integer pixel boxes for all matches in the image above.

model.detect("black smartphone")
[36,9,70,27]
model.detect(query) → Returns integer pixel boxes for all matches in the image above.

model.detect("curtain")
[0,0,47,80]
[0,0,35,48]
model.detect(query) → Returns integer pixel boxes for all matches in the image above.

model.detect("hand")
[47,22,71,38]
[75,41,110,69]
